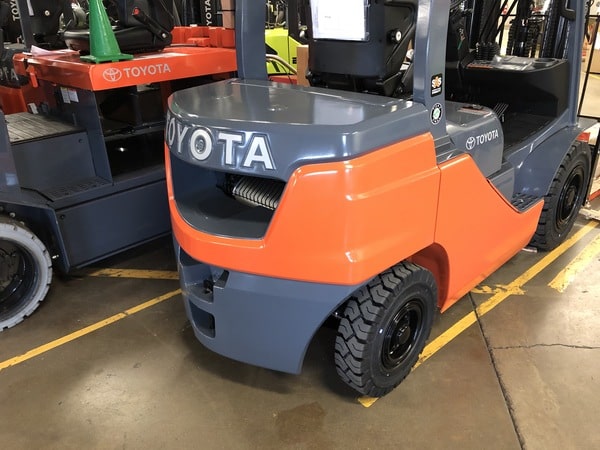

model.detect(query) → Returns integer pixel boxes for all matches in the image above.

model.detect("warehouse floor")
[2,206,600,450]
[2,89,600,449]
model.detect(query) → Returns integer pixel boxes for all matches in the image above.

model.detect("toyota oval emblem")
[102,67,123,82]
[466,136,476,151]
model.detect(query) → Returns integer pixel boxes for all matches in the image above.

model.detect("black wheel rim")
[556,165,585,230]
[381,299,424,370]
[0,239,36,319]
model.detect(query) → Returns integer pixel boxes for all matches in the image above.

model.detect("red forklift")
[0,0,236,330]
[167,0,596,397]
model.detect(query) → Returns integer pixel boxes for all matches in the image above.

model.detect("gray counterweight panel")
[167,79,431,180]
[177,244,362,374]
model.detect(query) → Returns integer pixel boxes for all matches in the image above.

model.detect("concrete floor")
[1,83,600,449]
[1,206,600,449]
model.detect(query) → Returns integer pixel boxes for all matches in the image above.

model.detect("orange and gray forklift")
[0,0,236,330]
[166,0,597,396]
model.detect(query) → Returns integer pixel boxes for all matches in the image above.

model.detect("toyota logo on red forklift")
[165,0,597,397]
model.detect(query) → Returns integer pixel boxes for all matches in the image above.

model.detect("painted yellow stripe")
[0,289,181,372]
[357,396,379,408]
[84,268,179,280]
[415,312,478,368]
[471,285,525,295]
[548,233,600,292]
[359,222,598,407]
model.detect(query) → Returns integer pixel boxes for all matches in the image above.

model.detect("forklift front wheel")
[334,262,436,398]
[0,217,52,330]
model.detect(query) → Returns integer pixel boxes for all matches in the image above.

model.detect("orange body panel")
[168,133,441,286]
[413,154,543,311]
[171,26,235,48]
[0,84,48,114]
[0,85,27,113]
[170,134,544,310]
[13,46,236,92]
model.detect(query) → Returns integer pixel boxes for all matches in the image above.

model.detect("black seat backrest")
[445,4,474,98]
[115,0,174,30]
[64,0,175,55]
[27,0,75,48]
[306,0,417,97]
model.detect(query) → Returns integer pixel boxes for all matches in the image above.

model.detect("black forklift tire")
[0,216,52,330]
[334,262,436,397]
[529,143,591,251]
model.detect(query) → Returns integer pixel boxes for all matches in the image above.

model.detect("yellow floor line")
[548,232,600,292]
[471,284,525,295]
[2,222,598,399]
[357,397,379,408]
[359,222,598,407]
[0,289,181,372]
[84,268,179,280]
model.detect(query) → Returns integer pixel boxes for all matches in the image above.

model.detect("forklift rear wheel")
[0,217,52,330]
[530,143,590,251]
[334,262,436,397]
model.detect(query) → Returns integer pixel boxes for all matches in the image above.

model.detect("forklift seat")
[444,4,474,98]
[64,0,174,55]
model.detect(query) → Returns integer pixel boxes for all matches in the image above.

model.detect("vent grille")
[511,192,540,211]
[228,175,285,210]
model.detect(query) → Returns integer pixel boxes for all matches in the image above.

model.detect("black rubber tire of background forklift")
[0,216,52,330]
[334,262,436,397]
[529,143,591,251]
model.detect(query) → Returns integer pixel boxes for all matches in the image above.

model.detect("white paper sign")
[311,0,367,41]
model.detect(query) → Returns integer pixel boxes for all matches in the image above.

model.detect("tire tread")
[529,143,590,251]
[334,261,436,397]
[0,216,52,330]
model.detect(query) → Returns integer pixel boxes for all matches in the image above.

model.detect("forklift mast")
[242,0,584,126]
